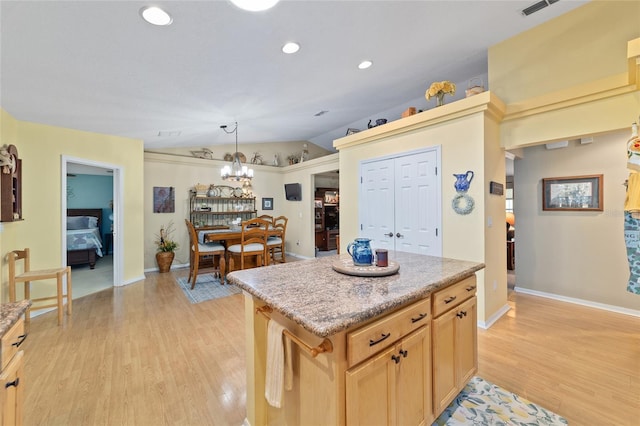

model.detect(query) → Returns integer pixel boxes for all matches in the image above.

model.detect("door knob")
[384,232,394,237]
[396,233,403,238]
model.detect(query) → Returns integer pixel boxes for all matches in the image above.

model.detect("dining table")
[198,225,282,267]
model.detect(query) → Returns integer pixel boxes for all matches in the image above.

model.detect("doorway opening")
[506,152,516,293]
[313,170,339,257]
[62,156,124,298]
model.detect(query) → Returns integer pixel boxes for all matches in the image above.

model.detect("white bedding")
[67,228,103,257]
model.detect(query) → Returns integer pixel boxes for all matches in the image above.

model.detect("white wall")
[515,130,639,311]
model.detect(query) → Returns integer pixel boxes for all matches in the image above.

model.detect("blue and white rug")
[175,274,241,304]
[434,376,568,426]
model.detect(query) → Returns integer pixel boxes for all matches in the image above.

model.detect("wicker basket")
[156,252,175,273]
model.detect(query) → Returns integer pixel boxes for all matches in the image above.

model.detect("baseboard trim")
[515,287,640,318]
[477,303,511,329]
[121,274,146,286]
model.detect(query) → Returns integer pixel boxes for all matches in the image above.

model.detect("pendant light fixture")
[220,122,254,182]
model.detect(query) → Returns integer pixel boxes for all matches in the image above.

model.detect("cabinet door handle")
[444,296,457,304]
[369,333,391,347]
[399,349,408,358]
[12,334,27,348]
[384,232,394,237]
[410,313,428,323]
[396,233,403,238]
[5,378,19,389]
[466,285,476,292]
[456,311,468,319]
[391,354,401,364]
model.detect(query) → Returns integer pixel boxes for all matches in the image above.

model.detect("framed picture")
[153,186,175,213]
[314,199,323,208]
[324,191,339,205]
[542,174,603,211]
[262,197,273,210]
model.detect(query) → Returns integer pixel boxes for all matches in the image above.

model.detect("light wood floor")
[22,271,640,425]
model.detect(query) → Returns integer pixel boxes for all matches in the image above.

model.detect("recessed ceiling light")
[282,42,300,54]
[140,6,173,26]
[229,0,280,12]
[358,60,373,70]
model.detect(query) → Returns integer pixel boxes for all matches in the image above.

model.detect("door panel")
[361,149,441,256]
[361,159,395,250]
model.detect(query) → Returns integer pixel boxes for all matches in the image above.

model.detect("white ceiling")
[1,0,588,153]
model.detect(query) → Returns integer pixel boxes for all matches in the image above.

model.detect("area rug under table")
[434,376,568,426]
[175,274,241,304]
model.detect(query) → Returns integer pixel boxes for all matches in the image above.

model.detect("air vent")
[522,0,559,16]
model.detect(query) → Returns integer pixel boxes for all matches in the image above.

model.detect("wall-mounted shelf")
[0,145,22,222]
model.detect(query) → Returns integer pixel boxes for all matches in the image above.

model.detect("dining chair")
[267,215,288,263]
[185,220,226,288]
[258,214,274,225]
[227,217,271,273]
[8,248,72,326]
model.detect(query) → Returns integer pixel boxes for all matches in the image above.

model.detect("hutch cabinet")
[189,185,256,228]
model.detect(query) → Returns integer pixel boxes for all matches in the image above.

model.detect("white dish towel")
[265,319,293,408]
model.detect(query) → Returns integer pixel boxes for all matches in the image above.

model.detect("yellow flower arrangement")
[425,80,456,100]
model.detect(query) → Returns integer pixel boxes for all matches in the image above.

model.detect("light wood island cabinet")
[431,276,478,415]
[228,252,484,426]
[0,306,28,426]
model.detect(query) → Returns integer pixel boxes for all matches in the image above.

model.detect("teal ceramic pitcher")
[346,238,373,266]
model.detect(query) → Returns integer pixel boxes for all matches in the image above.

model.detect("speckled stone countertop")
[0,300,31,337]
[227,252,484,337]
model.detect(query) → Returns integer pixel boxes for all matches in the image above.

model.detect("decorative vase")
[435,92,445,107]
[156,251,175,273]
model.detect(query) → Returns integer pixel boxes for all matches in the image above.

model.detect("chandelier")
[220,122,254,182]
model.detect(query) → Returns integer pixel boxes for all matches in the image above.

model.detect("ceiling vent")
[522,0,559,16]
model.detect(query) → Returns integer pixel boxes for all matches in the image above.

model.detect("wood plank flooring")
[22,270,640,425]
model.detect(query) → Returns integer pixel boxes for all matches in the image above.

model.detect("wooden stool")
[8,248,72,326]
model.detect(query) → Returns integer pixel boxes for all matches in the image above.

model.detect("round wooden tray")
[332,259,400,277]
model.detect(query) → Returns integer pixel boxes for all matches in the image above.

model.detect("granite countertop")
[0,300,31,337]
[227,252,484,337]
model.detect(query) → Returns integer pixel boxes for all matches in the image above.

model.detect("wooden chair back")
[228,217,271,271]
[7,248,72,326]
[184,220,225,288]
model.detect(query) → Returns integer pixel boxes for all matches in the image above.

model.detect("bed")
[67,208,104,269]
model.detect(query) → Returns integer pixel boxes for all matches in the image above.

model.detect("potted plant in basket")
[155,221,179,273]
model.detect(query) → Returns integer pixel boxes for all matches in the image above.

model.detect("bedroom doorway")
[62,156,124,297]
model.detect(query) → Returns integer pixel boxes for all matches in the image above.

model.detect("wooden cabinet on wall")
[0,145,22,222]
[431,276,478,415]
[0,318,26,425]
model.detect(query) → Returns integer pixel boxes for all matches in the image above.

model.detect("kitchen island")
[227,251,484,426]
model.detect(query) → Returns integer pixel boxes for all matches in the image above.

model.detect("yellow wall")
[143,152,339,269]
[334,93,508,323]
[490,1,640,149]
[489,1,639,104]
[0,108,145,302]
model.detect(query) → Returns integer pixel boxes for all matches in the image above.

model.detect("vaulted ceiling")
[1,0,588,152]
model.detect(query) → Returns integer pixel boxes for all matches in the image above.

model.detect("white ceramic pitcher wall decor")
[452,170,475,215]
